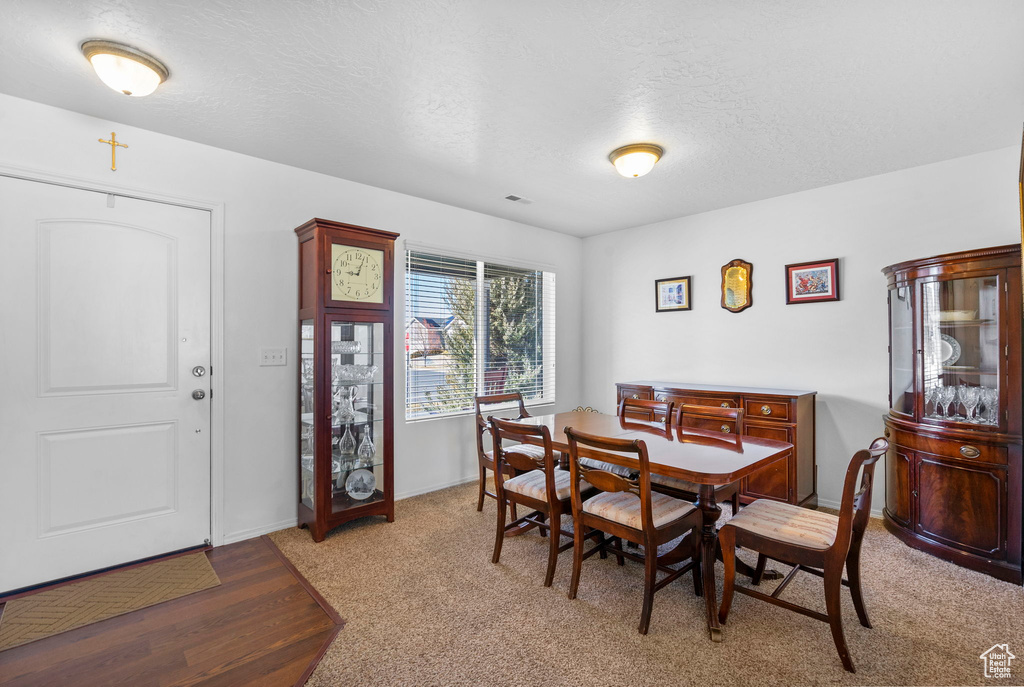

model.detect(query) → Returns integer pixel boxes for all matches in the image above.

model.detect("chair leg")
[568,522,585,600]
[477,465,487,511]
[751,553,767,586]
[638,542,658,635]
[544,513,560,587]
[846,536,872,629]
[491,497,507,564]
[614,537,625,566]
[717,526,736,624]
[731,491,740,515]
[538,511,547,538]
[825,568,855,673]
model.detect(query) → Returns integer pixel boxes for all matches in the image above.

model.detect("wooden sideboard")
[615,381,817,507]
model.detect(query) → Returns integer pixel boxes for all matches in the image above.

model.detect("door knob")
[192,366,206,377]
[192,389,206,400]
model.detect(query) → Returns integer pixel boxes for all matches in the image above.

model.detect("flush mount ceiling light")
[81,40,169,97]
[609,143,664,178]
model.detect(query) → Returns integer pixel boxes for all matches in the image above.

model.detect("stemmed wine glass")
[925,387,938,418]
[980,387,999,425]
[936,386,955,420]
[960,386,980,423]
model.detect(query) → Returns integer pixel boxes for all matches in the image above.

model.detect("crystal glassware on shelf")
[924,387,938,418]
[338,423,356,457]
[936,386,955,420]
[357,430,376,468]
[333,385,357,423]
[333,363,377,387]
[981,386,999,425]
[961,386,980,423]
[331,339,362,354]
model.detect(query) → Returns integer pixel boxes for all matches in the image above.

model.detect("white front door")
[0,176,212,593]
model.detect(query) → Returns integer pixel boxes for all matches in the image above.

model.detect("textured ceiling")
[1,1,1022,236]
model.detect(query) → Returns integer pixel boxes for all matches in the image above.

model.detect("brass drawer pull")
[884,427,891,438]
[960,445,981,459]
[657,395,666,401]
[631,394,639,399]
[720,424,731,433]
[720,402,730,408]
[761,404,772,416]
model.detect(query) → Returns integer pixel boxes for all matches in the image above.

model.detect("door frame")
[0,162,228,546]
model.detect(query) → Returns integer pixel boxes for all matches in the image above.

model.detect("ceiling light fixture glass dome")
[81,40,169,97]
[609,143,664,178]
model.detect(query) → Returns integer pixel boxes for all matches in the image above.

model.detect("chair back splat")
[617,397,674,425]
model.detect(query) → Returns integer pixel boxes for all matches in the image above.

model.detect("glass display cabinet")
[295,218,399,542]
[882,244,1021,583]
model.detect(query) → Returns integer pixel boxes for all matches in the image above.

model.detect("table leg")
[697,484,723,642]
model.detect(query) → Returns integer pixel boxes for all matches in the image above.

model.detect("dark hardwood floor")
[0,536,341,687]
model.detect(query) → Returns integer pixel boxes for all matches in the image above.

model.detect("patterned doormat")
[0,552,220,651]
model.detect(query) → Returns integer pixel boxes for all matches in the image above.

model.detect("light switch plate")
[260,347,287,366]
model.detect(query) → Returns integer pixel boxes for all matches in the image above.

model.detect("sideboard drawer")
[678,416,739,434]
[618,385,653,402]
[744,398,790,421]
[659,392,741,409]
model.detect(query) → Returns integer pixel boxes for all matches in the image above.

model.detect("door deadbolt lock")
[192,389,206,400]
[192,366,206,377]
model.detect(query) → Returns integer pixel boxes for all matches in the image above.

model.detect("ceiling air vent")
[504,194,533,205]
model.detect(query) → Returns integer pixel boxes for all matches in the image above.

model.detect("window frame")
[404,247,556,422]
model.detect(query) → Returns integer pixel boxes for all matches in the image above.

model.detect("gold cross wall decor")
[98,132,128,171]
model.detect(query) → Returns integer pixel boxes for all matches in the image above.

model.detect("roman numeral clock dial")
[331,246,384,303]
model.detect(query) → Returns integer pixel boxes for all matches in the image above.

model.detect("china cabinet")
[882,244,1022,583]
[295,218,399,542]
[615,381,817,507]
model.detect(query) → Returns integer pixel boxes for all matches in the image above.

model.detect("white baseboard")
[220,478,477,545]
[222,517,298,545]
[816,497,883,519]
[395,475,477,501]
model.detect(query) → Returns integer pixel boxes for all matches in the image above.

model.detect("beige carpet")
[269,483,1024,686]
[0,552,220,651]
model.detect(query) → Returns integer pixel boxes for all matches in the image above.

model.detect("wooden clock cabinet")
[615,381,817,507]
[295,218,399,542]
[882,244,1022,583]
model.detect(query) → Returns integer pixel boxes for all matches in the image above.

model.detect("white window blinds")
[405,250,556,420]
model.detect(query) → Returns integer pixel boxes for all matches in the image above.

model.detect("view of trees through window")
[405,251,554,419]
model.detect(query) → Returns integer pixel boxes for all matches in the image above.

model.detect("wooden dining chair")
[718,438,889,673]
[582,398,675,480]
[490,417,596,587]
[649,404,746,513]
[564,426,702,635]
[474,392,539,512]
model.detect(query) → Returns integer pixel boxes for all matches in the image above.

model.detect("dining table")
[509,410,794,641]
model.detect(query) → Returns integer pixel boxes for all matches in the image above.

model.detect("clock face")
[331,245,384,303]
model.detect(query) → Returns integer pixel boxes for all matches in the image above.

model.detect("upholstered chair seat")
[582,490,696,530]
[504,468,589,502]
[725,499,838,550]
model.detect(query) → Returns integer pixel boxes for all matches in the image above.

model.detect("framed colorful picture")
[655,276,692,312]
[785,258,840,304]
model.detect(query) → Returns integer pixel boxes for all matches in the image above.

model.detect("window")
[405,249,555,420]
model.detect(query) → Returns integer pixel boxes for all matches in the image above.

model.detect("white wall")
[0,93,584,543]
[580,147,1021,510]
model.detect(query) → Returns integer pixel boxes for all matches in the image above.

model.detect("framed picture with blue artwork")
[655,275,691,312]
[785,258,840,304]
